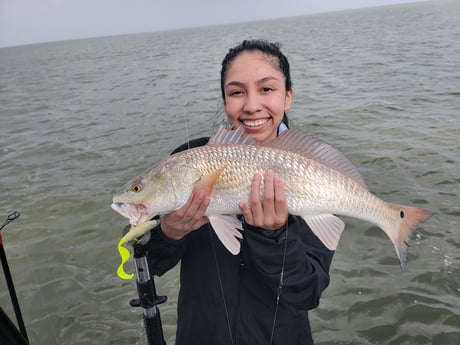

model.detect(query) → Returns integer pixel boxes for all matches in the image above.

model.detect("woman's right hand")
[160,190,210,240]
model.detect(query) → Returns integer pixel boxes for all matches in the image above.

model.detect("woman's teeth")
[242,119,269,127]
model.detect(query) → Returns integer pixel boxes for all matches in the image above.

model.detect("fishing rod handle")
[144,309,167,345]
[132,242,167,345]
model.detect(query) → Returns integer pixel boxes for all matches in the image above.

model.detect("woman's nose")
[243,92,262,114]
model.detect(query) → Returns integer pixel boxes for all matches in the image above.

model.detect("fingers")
[238,173,259,225]
[179,190,210,221]
[273,174,288,218]
[250,172,264,224]
[239,170,288,230]
[263,170,276,216]
[161,190,210,240]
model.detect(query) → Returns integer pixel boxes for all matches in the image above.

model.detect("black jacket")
[146,138,334,345]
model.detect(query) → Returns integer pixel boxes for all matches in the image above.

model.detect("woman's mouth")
[241,118,271,128]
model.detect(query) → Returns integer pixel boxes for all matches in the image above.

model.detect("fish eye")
[131,184,142,193]
[400,211,405,219]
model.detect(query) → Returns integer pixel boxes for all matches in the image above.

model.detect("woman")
[146,39,334,345]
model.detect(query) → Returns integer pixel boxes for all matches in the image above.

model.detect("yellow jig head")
[116,219,159,280]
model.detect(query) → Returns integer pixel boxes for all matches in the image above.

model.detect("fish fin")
[383,203,432,271]
[193,166,226,194]
[209,215,243,255]
[208,123,258,145]
[267,130,367,189]
[302,214,345,250]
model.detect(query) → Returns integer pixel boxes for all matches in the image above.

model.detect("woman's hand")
[238,170,288,230]
[160,190,210,240]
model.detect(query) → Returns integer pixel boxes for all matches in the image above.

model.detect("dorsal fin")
[267,129,367,188]
[208,123,258,145]
[208,123,367,189]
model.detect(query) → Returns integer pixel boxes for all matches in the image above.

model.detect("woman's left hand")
[238,169,289,230]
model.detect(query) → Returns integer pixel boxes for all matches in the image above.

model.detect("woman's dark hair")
[220,39,292,128]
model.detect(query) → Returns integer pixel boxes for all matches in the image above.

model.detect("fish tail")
[385,203,432,271]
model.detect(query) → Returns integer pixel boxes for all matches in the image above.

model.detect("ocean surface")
[1,1,459,344]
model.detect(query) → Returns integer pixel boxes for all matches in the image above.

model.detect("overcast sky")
[0,0,425,48]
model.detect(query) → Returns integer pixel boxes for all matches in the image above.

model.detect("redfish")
[112,124,432,270]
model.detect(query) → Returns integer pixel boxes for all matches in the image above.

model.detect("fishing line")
[269,222,289,345]
[170,32,191,148]
[167,35,289,344]
[0,211,28,342]
[171,30,236,343]
[208,225,235,345]
[12,214,61,345]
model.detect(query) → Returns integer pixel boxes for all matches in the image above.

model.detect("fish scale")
[112,124,432,270]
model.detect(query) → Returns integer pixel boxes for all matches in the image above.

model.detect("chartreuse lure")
[116,219,159,280]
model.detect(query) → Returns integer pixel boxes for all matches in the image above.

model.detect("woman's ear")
[284,88,293,112]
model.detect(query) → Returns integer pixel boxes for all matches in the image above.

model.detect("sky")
[0,0,426,48]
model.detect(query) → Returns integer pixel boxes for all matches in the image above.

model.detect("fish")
[111,124,432,270]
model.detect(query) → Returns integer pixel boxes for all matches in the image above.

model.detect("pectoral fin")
[193,167,226,194]
[209,215,243,255]
[302,214,345,250]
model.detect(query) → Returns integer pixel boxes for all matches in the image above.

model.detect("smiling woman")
[135,39,335,345]
[221,40,293,144]
[223,51,293,144]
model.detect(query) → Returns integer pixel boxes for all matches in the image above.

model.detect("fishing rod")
[124,227,167,345]
[0,211,29,345]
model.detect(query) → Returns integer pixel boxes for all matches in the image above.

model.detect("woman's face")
[223,50,293,144]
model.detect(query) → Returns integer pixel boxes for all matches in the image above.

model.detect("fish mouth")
[111,202,151,226]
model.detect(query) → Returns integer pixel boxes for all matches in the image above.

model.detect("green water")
[0,1,459,344]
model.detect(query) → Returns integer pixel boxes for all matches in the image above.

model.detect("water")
[1,1,459,344]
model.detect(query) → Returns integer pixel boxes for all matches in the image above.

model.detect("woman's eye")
[229,90,243,96]
[262,87,273,93]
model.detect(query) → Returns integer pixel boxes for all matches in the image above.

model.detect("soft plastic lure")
[116,219,159,280]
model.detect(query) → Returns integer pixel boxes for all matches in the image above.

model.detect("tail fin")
[386,203,432,271]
